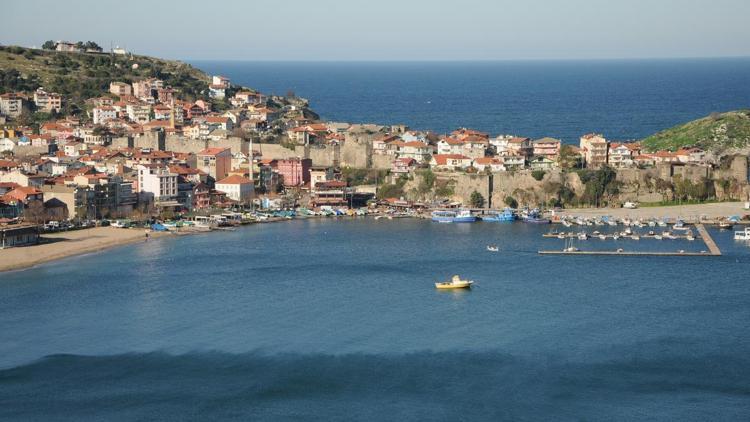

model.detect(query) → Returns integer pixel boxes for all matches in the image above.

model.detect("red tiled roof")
[216,175,252,185]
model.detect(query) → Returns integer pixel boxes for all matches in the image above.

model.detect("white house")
[215,175,254,203]
[430,154,473,170]
[93,106,117,125]
[437,138,464,155]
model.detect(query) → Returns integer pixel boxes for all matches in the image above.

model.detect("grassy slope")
[642,110,750,152]
[0,46,229,114]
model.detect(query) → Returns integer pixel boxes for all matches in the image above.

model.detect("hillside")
[642,110,750,152]
[0,45,238,115]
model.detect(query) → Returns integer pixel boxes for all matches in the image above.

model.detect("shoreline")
[0,227,172,273]
[2,202,747,273]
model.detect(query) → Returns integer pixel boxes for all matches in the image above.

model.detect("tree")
[42,40,56,50]
[531,169,546,181]
[504,196,518,209]
[23,200,47,224]
[558,144,581,169]
[469,191,485,208]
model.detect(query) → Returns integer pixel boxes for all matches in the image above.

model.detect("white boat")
[735,227,750,241]
[599,234,607,240]
[654,235,663,240]
[577,232,588,240]
[562,220,572,227]
[632,235,640,240]
[486,245,499,252]
[435,275,474,289]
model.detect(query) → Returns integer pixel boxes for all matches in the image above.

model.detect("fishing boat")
[486,245,499,252]
[481,208,515,222]
[435,275,474,290]
[431,209,477,223]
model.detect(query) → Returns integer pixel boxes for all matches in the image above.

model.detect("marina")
[539,224,722,256]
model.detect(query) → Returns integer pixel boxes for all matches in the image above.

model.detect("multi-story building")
[137,164,178,201]
[0,93,24,118]
[93,106,117,125]
[33,89,62,113]
[197,147,232,183]
[277,158,312,187]
[579,134,609,169]
[109,82,132,97]
[126,104,151,124]
[532,137,562,160]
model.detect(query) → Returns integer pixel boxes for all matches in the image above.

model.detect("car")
[623,201,638,209]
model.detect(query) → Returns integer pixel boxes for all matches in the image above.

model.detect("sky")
[3,0,750,61]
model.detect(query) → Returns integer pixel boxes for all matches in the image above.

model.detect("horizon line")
[184,55,750,63]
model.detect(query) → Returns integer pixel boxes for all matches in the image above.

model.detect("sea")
[1,219,750,421]
[2,60,750,420]
[193,59,750,142]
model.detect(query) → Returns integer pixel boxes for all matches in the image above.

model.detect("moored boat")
[481,208,516,222]
[435,275,474,289]
[431,209,477,223]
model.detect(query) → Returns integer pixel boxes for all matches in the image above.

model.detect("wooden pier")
[694,224,721,255]
[538,223,721,257]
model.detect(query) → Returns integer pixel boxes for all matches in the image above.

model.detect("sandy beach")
[557,202,750,221]
[0,227,168,273]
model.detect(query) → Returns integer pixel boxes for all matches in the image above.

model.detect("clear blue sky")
[3,0,749,60]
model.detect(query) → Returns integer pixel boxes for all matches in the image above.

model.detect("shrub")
[504,196,518,209]
[531,170,546,181]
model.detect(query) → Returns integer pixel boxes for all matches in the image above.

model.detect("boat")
[577,232,588,240]
[486,245,499,252]
[654,235,663,240]
[631,235,640,240]
[599,234,607,240]
[563,238,579,252]
[735,227,750,241]
[435,275,474,290]
[481,208,516,222]
[431,209,477,223]
[562,219,572,227]
[523,209,551,224]
[718,220,734,230]
[613,234,620,240]
[673,219,688,231]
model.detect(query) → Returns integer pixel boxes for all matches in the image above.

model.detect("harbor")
[539,223,722,256]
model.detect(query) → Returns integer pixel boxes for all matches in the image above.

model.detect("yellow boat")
[435,275,474,290]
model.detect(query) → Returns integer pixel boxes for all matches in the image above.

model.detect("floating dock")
[538,223,721,257]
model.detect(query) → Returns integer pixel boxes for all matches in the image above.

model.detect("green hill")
[0,45,230,115]
[642,110,750,152]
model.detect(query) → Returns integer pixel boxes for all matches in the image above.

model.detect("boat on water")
[435,275,474,290]
[718,220,734,230]
[431,209,477,223]
[577,232,588,240]
[673,220,689,231]
[523,209,551,224]
[481,208,516,222]
[599,234,607,240]
[735,227,750,241]
[486,245,499,252]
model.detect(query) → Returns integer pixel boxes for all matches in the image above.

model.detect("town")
[1,41,750,249]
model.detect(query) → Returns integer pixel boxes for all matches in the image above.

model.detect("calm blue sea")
[1,219,750,420]
[192,59,750,143]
